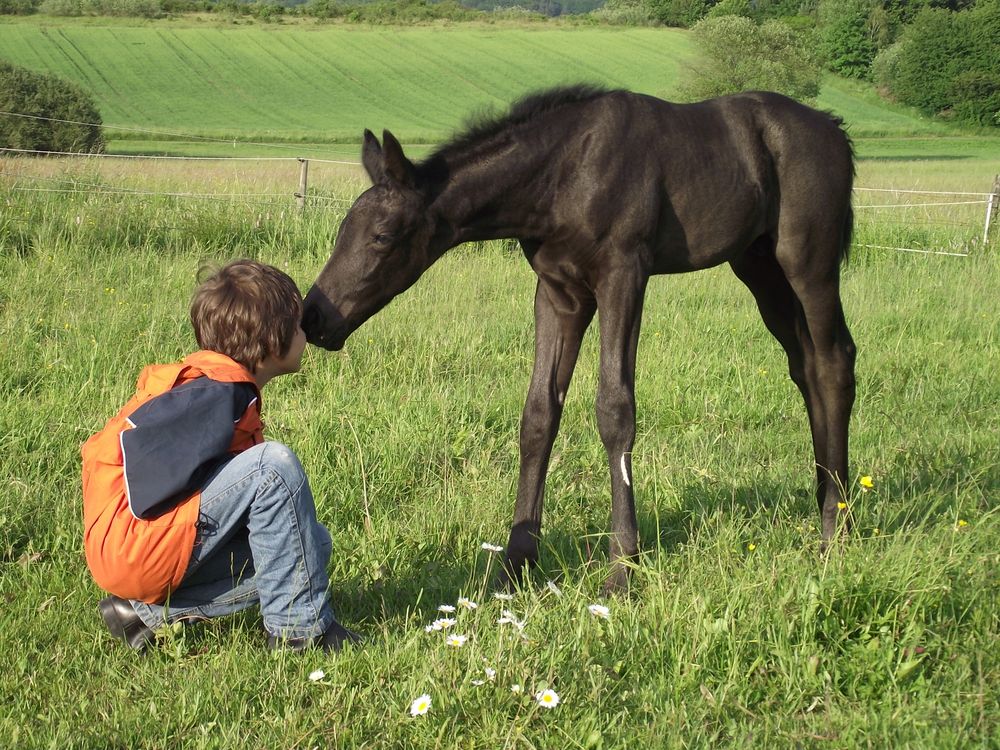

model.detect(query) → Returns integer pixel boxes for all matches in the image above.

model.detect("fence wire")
[1,135,996,256]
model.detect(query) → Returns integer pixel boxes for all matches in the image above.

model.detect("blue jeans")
[131,442,336,640]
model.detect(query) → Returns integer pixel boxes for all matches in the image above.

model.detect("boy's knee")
[259,442,305,486]
[316,523,333,560]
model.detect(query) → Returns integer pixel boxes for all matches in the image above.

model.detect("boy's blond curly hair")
[191,260,303,372]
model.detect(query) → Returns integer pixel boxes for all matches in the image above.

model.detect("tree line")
[0,0,604,19]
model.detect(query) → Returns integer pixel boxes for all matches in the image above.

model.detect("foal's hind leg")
[502,277,596,589]
[730,246,830,517]
[778,248,857,547]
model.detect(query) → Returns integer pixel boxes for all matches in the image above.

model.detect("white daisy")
[457,597,478,610]
[493,592,514,601]
[511,684,522,694]
[437,604,456,613]
[481,542,504,553]
[308,669,325,682]
[546,580,562,597]
[446,633,468,648]
[484,667,496,681]
[409,694,431,717]
[587,603,610,620]
[535,689,560,709]
[497,610,526,631]
[431,617,456,630]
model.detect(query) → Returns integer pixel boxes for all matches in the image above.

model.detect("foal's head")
[303,130,438,351]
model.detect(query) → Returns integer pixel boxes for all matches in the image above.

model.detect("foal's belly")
[651,197,768,274]
[651,232,760,275]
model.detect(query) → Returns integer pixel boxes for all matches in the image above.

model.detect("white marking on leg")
[558,390,565,405]
[620,453,630,487]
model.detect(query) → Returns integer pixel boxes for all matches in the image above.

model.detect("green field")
[0,19,700,143]
[0,16,965,147]
[2,15,999,750]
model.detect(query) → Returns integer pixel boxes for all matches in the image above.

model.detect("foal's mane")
[420,84,612,169]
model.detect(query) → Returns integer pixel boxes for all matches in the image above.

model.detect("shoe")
[267,619,363,654]
[99,595,157,652]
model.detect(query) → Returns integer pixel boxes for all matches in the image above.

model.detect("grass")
[1,155,998,747]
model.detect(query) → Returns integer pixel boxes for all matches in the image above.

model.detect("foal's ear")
[361,129,384,185]
[381,130,417,189]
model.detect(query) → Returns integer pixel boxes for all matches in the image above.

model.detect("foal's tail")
[831,113,856,267]
[841,204,854,267]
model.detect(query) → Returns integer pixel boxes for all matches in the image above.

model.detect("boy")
[82,260,359,653]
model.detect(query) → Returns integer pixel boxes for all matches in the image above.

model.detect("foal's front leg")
[502,278,594,589]
[595,270,648,595]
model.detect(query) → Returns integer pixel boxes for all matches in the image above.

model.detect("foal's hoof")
[494,555,533,593]
[600,568,632,598]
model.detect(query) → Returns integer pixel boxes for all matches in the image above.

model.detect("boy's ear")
[361,129,384,185]
[381,130,417,189]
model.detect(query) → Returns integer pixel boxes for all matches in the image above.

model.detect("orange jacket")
[82,351,263,604]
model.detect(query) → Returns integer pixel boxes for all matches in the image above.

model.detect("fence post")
[296,158,309,211]
[985,174,999,247]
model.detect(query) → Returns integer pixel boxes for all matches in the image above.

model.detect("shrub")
[0,62,105,153]
[706,0,750,19]
[249,1,283,19]
[589,0,654,25]
[870,39,903,96]
[37,0,161,15]
[681,15,822,103]
[0,0,41,13]
[647,0,713,27]
[301,0,481,22]
[98,0,162,16]
[37,0,83,13]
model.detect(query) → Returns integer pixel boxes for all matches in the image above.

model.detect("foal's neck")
[426,135,556,247]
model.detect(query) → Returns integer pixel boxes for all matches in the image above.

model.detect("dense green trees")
[663,0,998,127]
[879,0,999,125]
[818,0,877,78]
[0,62,105,153]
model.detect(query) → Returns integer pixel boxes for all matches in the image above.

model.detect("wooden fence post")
[985,174,1000,247]
[296,158,309,211]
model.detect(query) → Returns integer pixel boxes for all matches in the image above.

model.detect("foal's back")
[549,90,853,275]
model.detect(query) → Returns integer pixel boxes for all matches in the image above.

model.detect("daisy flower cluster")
[307,539,620,725]
[400,541,619,718]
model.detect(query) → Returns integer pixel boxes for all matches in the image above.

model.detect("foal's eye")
[372,233,392,246]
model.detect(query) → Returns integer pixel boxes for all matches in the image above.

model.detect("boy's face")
[259,324,307,382]
[278,324,308,375]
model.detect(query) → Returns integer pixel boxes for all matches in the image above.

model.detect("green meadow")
[0,20,699,144]
[2,15,999,750]
[0,16,967,147]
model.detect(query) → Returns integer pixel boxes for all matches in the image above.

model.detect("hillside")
[0,17,955,151]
